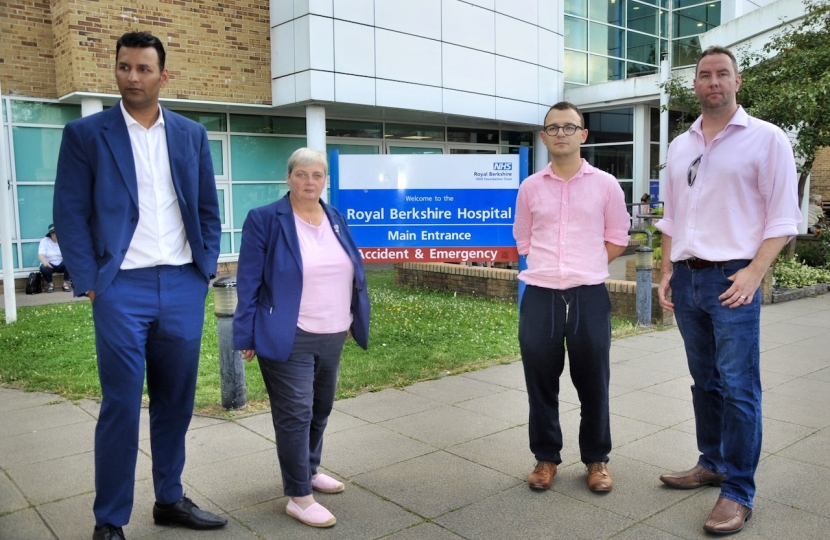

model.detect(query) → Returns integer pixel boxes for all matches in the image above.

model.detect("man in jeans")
[656,46,800,534]
[514,101,630,493]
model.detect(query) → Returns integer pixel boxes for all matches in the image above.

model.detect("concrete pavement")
[2,280,830,538]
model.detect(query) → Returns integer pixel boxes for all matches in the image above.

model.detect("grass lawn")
[0,270,643,415]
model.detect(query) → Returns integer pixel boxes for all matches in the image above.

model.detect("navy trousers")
[91,264,208,527]
[257,328,347,497]
[519,283,612,465]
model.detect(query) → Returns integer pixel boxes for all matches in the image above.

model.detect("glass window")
[10,101,80,125]
[389,146,443,154]
[326,119,382,138]
[589,23,624,58]
[22,243,39,267]
[565,0,587,17]
[220,232,231,255]
[232,183,290,229]
[327,143,380,155]
[627,62,657,77]
[588,54,625,84]
[565,50,588,85]
[501,131,535,146]
[385,123,445,141]
[447,127,499,144]
[650,108,687,141]
[216,189,226,223]
[171,110,227,132]
[230,114,306,135]
[230,135,304,181]
[584,109,634,144]
[13,127,63,182]
[673,36,702,67]
[618,181,634,204]
[209,140,224,176]
[565,16,588,49]
[627,31,659,64]
[505,146,535,173]
[17,185,54,239]
[589,0,625,26]
[234,232,243,253]
[673,4,720,38]
[650,143,661,179]
[582,144,634,179]
[0,246,20,270]
[627,2,660,34]
[676,0,716,7]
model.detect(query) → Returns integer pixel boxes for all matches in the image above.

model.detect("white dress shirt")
[120,102,192,269]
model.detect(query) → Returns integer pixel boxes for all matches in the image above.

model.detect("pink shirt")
[294,213,354,334]
[513,159,630,290]
[656,107,801,262]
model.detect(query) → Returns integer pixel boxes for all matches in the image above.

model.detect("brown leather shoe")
[528,461,557,490]
[660,464,725,489]
[703,497,752,535]
[587,462,613,492]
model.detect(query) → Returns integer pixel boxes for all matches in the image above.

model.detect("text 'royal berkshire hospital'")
[1,0,828,277]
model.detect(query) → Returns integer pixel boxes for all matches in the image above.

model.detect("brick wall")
[1,0,272,103]
[0,0,57,98]
[394,263,674,326]
[811,146,830,202]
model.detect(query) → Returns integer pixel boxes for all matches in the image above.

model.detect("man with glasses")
[655,46,800,535]
[513,101,630,494]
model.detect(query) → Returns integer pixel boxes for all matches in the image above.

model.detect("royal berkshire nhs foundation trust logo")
[472,161,514,181]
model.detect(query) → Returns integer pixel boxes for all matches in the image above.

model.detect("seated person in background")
[807,194,824,233]
[38,223,71,292]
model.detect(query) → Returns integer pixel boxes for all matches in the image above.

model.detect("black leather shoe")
[152,496,227,530]
[92,524,126,540]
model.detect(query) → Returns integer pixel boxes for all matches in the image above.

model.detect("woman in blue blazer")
[234,148,369,528]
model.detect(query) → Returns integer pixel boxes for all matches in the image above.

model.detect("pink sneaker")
[285,500,336,527]
[312,473,345,494]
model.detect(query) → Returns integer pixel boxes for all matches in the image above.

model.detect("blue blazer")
[233,194,370,362]
[53,104,221,296]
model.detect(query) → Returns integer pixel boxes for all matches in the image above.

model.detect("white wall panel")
[376,80,443,112]
[442,0,495,53]
[375,0,442,40]
[538,0,559,33]
[308,15,334,71]
[296,70,335,102]
[334,20,375,76]
[273,75,296,106]
[442,44,495,95]
[376,30,441,86]
[294,16,310,71]
[538,67,558,106]
[273,22,295,77]
[495,14,537,64]
[443,89,496,119]
[495,56,538,102]
[465,0,495,9]
[538,28,559,70]
[272,1,294,26]
[333,0,374,24]
[335,74,376,105]
[298,0,333,17]
[496,97,540,124]
[495,0,537,25]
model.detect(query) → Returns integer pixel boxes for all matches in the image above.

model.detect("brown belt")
[676,258,734,270]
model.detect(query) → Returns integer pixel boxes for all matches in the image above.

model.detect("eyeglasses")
[687,154,702,187]
[543,124,583,137]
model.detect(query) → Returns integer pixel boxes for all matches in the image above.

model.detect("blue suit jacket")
[53,104,221,296]
[233,194,370,362]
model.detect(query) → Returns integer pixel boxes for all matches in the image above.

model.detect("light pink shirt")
[295,213,354,334]
[514,159,630,290]
[655,107,801,262]
[120,102,193,270]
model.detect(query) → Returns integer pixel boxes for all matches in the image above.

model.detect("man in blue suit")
[54,32,225,540]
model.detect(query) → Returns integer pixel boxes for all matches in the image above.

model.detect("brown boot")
[660,464,725,490]
[587,462,613,493]
[528,461,557,490]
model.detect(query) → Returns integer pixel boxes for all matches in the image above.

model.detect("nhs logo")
[493,162,513,171]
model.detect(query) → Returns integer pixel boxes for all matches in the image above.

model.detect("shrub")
[795,230,830,269]
[773,256,830,289]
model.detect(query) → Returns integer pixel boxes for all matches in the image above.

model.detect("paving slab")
[453,388,529,424]
[321,424,434,477]
[402,375,507,404]
[377,404,513,448]
[0,507,56,540]
[0,469,28,514]
[459,361,526,388]
[0,400,94,439]
[333,388,441,423]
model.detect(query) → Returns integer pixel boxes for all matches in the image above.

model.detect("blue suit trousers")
[91,264,208,527]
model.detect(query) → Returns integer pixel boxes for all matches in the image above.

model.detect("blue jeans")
[670,260,761,508]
